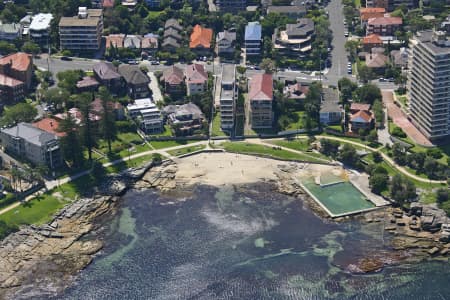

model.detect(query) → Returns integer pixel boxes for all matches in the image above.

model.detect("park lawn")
[221,142,325,163]
[167,144,206,156]
[104,154,156,174]
[148,125,174,138]
[286,111,306,130]
[269,140,331,161]
[149,140,197,149]
[211,112,227,137]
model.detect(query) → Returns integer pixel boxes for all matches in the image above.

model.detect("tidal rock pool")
[56,184,450,300]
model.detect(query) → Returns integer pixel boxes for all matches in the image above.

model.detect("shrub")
[391,126,406,138]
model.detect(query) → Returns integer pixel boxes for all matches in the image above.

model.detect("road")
[325,0,350,85]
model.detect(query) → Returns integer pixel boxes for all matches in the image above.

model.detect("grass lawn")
[167,144,206,156]
[147,125,174,138]
[220,142,326,163]
[286,111,306,131]
[269,139,331,161]
[211,112,228,137]
[96,132,150,161]
[149,140,197,149]
[104,154,155,173]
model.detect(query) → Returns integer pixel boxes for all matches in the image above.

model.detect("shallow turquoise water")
[54,184,450,300]
[303,180,375,216]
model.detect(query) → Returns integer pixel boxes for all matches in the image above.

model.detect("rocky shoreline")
[0,156,449,298]
[0,164,152,300]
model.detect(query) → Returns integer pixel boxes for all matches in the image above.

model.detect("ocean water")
[57,184,450,300]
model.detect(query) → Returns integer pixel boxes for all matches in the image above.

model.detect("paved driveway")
[382,91,433,146]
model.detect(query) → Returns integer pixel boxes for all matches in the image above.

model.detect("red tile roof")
[162,65,184,85]
[350,103,371,112]
[360,8,386,21]
[363,34,383,45]
[190,25,213,49]
[185,64,208,84]
[365,53,389,68]
[32,118,65,137]
[102,0,114,7]
[249,73,273,101]
[350,110,374,123]
[105,34,125,48]
[368,17,402,26]
[0,73,24,87]
[76,76,99,89]
[0,52,32,72]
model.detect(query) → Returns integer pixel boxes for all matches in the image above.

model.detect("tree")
[0,103,38,126]
[426,148,443,159]
[338,77,357,103]
[320,139,340,157]
[98,87,117,153]
[390,174,416,205]
[345,40,360,62]
[392,142,407,165]
[372,100,384,125]
[437,189,449,204]
[372,151,382,163]
[0,41,17,55]
[43,88,71,109]
[339,143,358,166]
[57,70,84,94]
[78,93,96,161]
[21,41,40,55]
[260,58,276,74]
[367,129,378,144]
[369,172,389,194]
[357,64,374,83]
[58,113,84,168]
[353,84,382,105]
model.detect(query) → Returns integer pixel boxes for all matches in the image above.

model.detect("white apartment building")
[29,13,53,46]
[408,30,450,141]
[220,64,237,131]
[127,98,163,134]
[59,7,103,52]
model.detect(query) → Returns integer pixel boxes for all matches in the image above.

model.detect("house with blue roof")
[245,21,262,56]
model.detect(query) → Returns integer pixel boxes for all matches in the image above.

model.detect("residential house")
[0,123,62,169]
[359,7,385,27]
[216,30,236,56]
[124,35,142,49]
[266,5,306,18]
[162,19,182,52]
[185,64,208,96]
[29,13,53,46]
[245,22,262,56]
[118,64,150,99]
[366,0,418,11]
[190,24,213,54]
[19,15,32,36]
[349,103,374,130]
[0,23,22,41]
[220,64,237,130]
[105,34,125,49]
[319,88,342,125]
[76,76,100,92]
[32,118,64,137]
[0,52,33,89]
[390,47,408,68]
[362,33,383,52]
[59,7,103,51]
[216,0,246,12]
[54,107,101,125]
[249,73,273,129]
[367,17,402,37]
[284,82,309,102]
[141,34,158,57]
[365,52,389,73]
[91,98,125,120]
[93,62,122,92]
[273,18,314,56]
[126,98,162,134]
[122,0,137,9]
[162,65,184,95]
[162,103,205,135]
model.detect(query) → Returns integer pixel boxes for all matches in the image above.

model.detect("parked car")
[150,61,160,65]
[60,56,72,61]
[344,32,349,37]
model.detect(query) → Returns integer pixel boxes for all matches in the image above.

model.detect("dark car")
[60,56,72,61]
